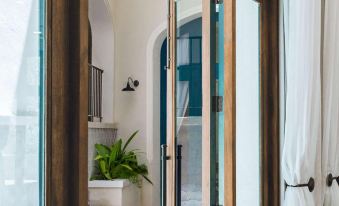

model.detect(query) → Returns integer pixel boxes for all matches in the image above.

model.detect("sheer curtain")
[323,0,339,205]
[282,0,323,205]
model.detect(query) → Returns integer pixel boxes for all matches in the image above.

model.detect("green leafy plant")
[90,131,152,187]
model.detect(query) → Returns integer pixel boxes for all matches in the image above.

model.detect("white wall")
[89,0,114,123]
[109,1,166,206]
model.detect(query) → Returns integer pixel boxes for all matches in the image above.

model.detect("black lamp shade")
[122,82,135,91]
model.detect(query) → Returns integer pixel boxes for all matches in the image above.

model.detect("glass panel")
[236,0,260,206]
[215,3,225,205]
[175,0,202,205]
[0,0,45,205]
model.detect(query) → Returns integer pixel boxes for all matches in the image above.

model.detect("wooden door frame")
[166,0,177,205]
[224,0,237,205]
[166,0,219,205]
[260,0,280,205]
[166,0,217,204]
[223,0,281,205]
[201,0,216,205]
[45,0,88,205]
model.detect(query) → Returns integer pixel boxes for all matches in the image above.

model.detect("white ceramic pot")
[88,180,140,206]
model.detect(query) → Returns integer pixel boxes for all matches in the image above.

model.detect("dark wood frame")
[46,0,88,205]
[260,0,280,205]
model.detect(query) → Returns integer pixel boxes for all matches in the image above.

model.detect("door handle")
[166,0,171,70]
[176,145,182,206]
[161,144,170,206]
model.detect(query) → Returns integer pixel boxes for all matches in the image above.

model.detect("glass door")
[175,0,203,204]
[161,0,225,205]
[214,3,225,205]
[162,0,264,205]
[0,0,46,205]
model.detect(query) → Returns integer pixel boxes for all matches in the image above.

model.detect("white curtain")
[176,81,189,134]
[282,0,323,205]
[323,0,339,205]
[177,36,190,66]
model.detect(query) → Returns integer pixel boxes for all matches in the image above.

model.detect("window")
[0,0,45,205]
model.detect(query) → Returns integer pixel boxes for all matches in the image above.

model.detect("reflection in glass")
[0,0,45,205]
[215,3,225,205]
[176,15,203,205]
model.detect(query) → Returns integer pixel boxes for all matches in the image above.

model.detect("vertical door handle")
[176,145,182,206]
[166,0,171,70]
[161,144,170,206]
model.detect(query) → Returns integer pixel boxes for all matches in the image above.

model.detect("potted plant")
[89,131,152,206]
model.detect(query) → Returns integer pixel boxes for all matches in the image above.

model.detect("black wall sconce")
[122,77,139,91]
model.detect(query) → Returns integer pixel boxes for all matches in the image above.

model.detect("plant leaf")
[95,144,111,156]
[91,131,152,187]
[141,174,153,185]
[99,160,107,173]
[99,160,112,180]
[109,139,122,167]
[120,164,134,171]
[122,130,139,153]
[95,154,108,160]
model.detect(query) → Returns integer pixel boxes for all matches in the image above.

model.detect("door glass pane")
[0,0,45,205]
[215,3,225,205]
[236,0,260,206]
[175,0,202,205]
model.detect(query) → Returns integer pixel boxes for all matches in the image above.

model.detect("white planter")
[89,180,140,206]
